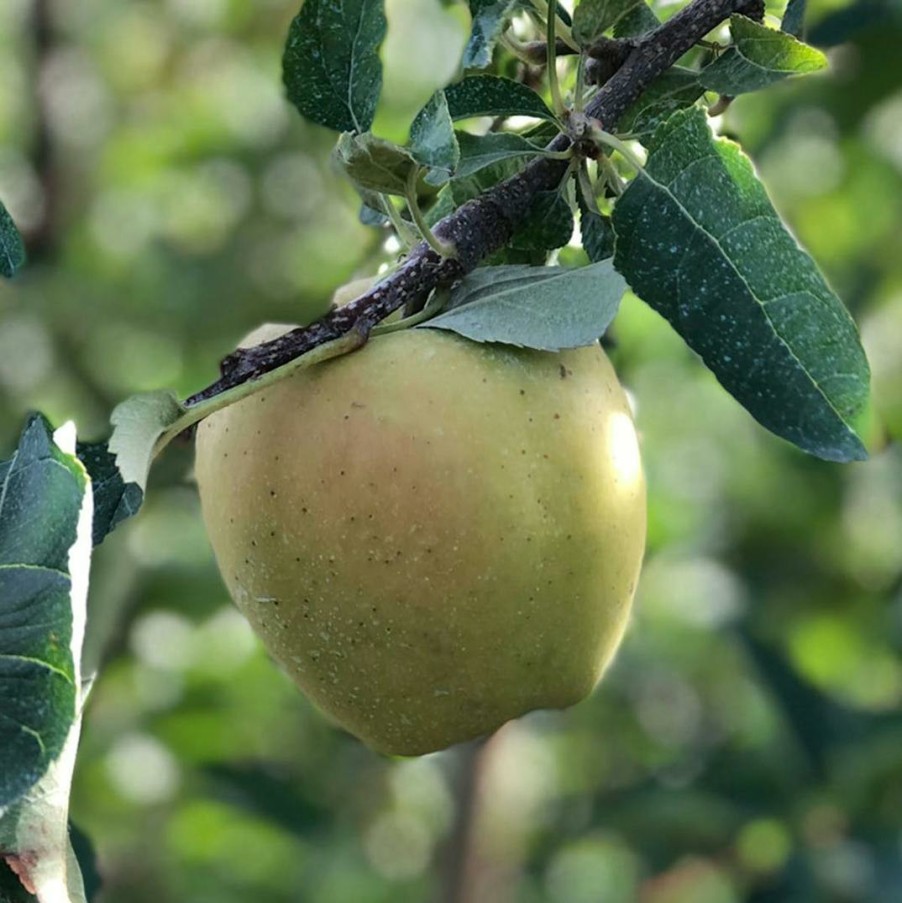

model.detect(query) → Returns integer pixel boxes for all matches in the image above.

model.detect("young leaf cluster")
[279,0,867,463]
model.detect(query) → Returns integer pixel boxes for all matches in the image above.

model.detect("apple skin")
[195,325,646,755]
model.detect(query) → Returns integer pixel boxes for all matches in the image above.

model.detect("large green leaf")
[0,202,25,280]
[612,108,870,462]
[0,416,90,812]
[282,0,387,132]
[700,15,827,96]
[420,260,626,350]
[463,0,516,68]
[444,75,556,122]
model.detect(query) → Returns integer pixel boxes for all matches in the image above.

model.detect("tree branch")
[185,0,744,408]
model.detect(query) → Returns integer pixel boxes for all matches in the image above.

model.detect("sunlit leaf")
[612,108,870,462]
[700,15,827,96]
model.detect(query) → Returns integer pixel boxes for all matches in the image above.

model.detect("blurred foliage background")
[2,0,902,901]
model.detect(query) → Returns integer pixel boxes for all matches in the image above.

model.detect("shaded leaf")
[420,260,626,349]
[282,0,387,132]
[581,208,615,262]
[335,132,418,197]
[76,443,143,547]
[409,93,459,186]
[68,824,100,903]
[455,131,546,178]
[0,203,25,280]
[612,108,870,462]
[510,188,574,251]
[700,15,827,96]
[572,0,649,45]
[611,0,660,38]
[450,154,525,205]
[0,860,34,902]
[424,184,458,227]
[108,390,185,492]
[464,0,516,68]
[445,75,556,122]
[781,0,807,37]
[618,66,705,138]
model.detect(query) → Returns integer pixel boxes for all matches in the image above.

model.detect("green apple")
[195,324,646,755]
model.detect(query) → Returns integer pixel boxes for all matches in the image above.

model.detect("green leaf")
[464,0,516,68]
[419,260,626,350]
[335,132,419,197]
[444,75,556,122]
[409,93,460,186]
[76,442,143,547]
[612,108,870,462]
[700,15,827,96]
[573,0,615,45]
[455,131,546,178]
[781,0,806,38]
[573,0,658,42]
[618,66,704,138]
[581,209,615,262]
[0,416,90,813]
[282,0,387,133]
[108,390,186,492]
[510,187,574,251]
[0,202,25,279]
[613,2,659,38]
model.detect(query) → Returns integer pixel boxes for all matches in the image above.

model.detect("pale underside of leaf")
[108,391,186,491]
[420,261,626,350]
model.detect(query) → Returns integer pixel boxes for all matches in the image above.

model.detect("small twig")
[545,2,565,117]
[184,0,747,410]
[406,170,457,259]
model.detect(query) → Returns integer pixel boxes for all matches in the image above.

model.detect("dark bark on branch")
[186,0,744,408]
